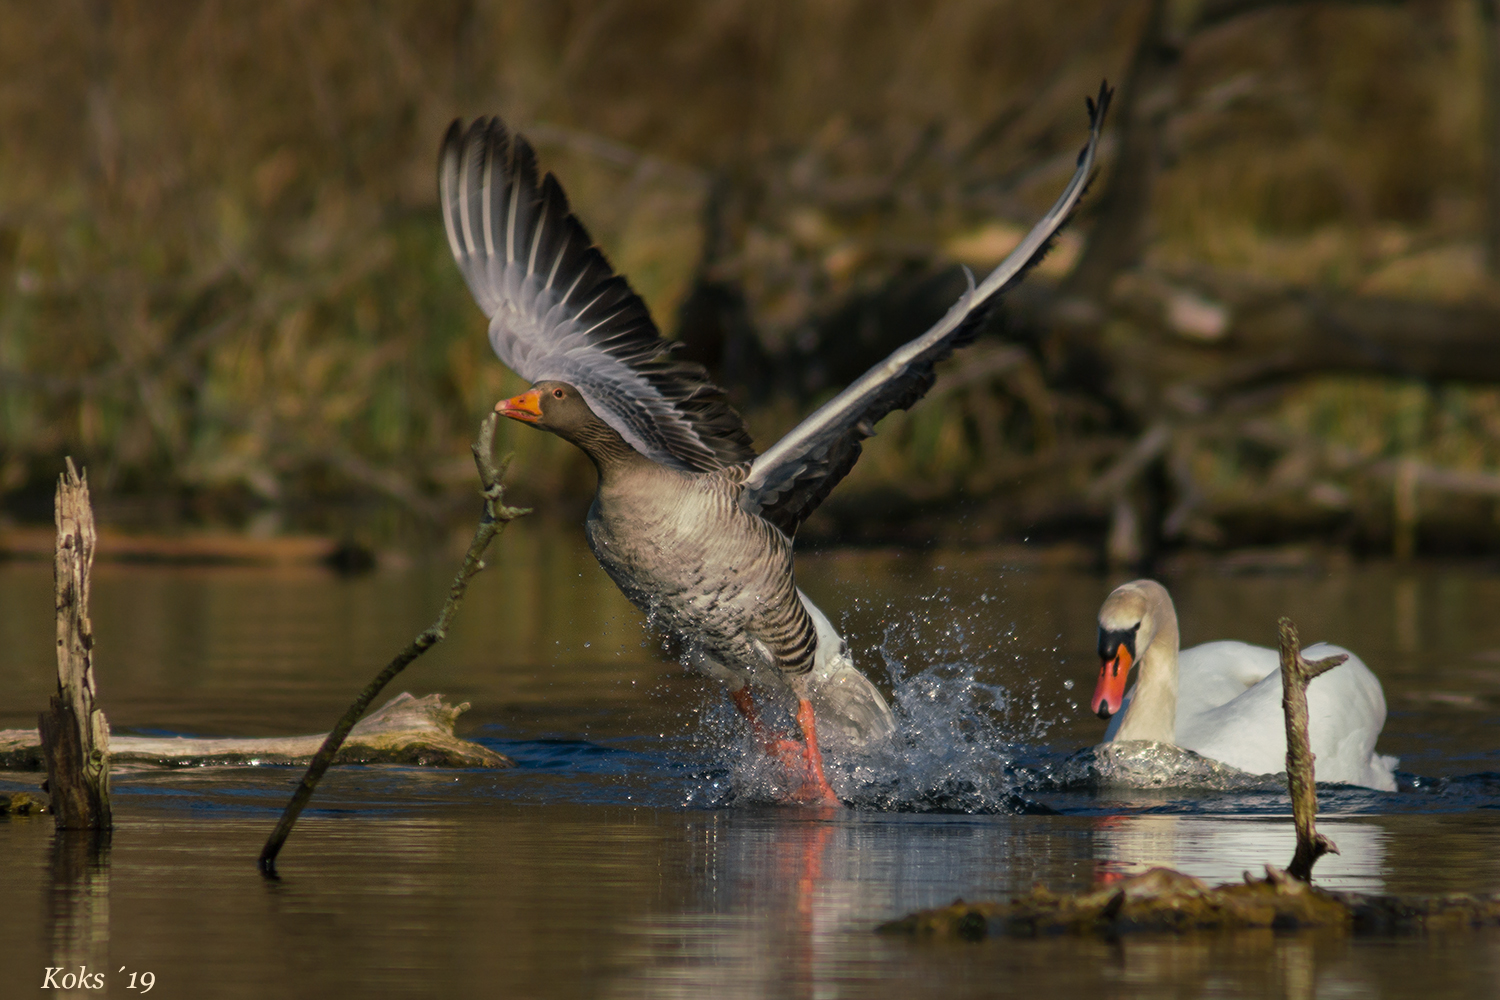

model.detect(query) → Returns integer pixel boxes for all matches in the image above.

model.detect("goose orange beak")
[496,388,543,424]
[1092,644,1132,720]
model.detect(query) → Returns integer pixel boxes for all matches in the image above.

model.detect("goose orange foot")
[787,698,841,806]
[729,687,842,806]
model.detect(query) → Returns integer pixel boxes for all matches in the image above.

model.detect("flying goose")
[440,85,1110,804]
[1093,579,1397,791]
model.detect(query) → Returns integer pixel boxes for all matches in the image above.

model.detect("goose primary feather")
[1092,579,1398,791]
[441,85,1111,803]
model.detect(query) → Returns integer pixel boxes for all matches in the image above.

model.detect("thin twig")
[257,414,529,876]
[1277,616,1345,882]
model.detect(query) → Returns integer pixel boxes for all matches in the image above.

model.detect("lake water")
[2,526,1499,998]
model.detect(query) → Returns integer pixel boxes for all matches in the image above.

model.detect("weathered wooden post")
[1277,616,1342,881]
[38,458,112,830]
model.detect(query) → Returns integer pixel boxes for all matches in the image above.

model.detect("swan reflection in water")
[1089,813,1388,892]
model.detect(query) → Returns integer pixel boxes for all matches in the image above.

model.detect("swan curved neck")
[1114,597,1180,744]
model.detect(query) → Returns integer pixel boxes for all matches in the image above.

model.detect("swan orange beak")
[496,388,543,424]
[1092,644,1132,720]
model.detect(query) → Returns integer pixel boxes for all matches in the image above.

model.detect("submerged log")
[38,459,111,830]
[1,693,510,770]
[2,791,47,814]
[877,867,1500,941]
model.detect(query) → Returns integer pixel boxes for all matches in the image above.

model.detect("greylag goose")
[441,85,1110,804]
[1093,580,1397,790]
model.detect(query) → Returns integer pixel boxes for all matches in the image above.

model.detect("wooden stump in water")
[37,459,112,831]
[1277,616,1344,881]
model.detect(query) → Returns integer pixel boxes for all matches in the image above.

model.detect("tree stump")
[37,458,111,830]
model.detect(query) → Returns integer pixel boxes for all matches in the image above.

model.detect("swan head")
[1092,580,1170,719]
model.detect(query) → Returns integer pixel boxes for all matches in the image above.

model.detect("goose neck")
[574,423,652,483]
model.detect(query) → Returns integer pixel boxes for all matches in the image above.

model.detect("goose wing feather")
[741,83,1111,534]
[439,118,755,472]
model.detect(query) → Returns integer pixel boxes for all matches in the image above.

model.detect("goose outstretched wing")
[439,118,755,472]
[740,83,1112,533]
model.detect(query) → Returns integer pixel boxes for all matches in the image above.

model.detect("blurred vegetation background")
[3,0,1500,563]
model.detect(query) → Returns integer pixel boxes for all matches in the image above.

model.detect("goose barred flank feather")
[587,462,819,676]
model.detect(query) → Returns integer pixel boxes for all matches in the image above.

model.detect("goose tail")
[799,591,897,747]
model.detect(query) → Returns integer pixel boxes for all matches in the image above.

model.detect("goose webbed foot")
[789,698,841,807]
[728,687,842,806]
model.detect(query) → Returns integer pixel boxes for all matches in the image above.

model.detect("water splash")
[700,587,1062,814]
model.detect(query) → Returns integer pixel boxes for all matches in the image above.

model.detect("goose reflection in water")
[601,817,848,999]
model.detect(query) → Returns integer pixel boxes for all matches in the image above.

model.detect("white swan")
[1091,579,1397,791]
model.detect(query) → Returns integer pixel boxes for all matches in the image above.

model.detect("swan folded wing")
[1175,674,1289,775]
[739,83,1112,532]
[439,117,755,472]
[1176,643,1395,789]
[1175,641,1279,720]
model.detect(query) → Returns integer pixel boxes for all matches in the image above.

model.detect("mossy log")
[1,693,510,770]
[1,791,47,814]
[879,866,1500,941]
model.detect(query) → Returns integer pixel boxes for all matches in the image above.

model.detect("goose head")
[496,380,632,462]
[497,380,591,432]
[1092,579,1173,720]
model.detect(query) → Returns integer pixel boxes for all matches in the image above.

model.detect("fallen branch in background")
[1,693,507,771]
[257,414,529,877]
[0,528,346,565]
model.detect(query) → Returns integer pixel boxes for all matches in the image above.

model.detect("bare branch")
[257,414,530,876]
[1277,617,1344,881]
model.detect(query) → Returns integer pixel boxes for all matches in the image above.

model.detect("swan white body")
[1094,581,1397,791]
